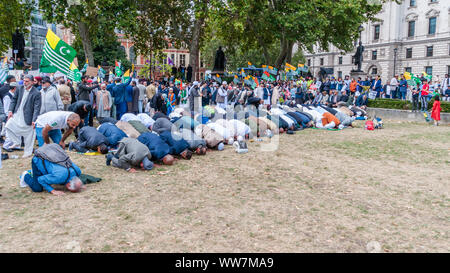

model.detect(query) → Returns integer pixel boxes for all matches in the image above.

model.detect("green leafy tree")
[71,24,131,71]
[0,0,33,54]
[39,0,137,66]
[210,0,391,69]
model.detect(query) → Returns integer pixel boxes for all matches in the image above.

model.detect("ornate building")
[304,0,450,82]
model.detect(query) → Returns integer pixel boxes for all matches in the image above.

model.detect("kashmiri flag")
[67,62,82,82]
[0,57,9,84]
[39,29,77,75]
[285,63,296,71]
[268,66,278,75]
[422,72,432,82]
[97,65,106,79]
[240,68,246,78]
[122,69,130,81]
[233,74,240,84]
[215,74,222,84]
[262,71,270,81]
[115,60,123,77]
[404,71,412,80]
[80,59,88,73]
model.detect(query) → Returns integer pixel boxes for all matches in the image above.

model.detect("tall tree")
[210,0,389,69]
[39,0,137,66]
[0,0,33,54]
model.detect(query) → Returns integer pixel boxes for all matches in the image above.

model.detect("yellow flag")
[216,74,220,78]
[248,61,252,66]
[404,72,411,80]
[262,65,267,68]
[123,69,130,77]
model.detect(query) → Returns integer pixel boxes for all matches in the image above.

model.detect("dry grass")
[0,120,449,253]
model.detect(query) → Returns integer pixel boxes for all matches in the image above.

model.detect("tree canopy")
[0,0,33,55]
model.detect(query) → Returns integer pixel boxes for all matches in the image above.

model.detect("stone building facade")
[304,0,450,82]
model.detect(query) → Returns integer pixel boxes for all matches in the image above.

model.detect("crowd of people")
[0,68,445,195]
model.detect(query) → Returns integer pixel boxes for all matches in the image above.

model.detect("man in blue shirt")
[371,75,383,98]
[112,77,132,119]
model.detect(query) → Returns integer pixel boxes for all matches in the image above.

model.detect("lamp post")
[393,47,398,77]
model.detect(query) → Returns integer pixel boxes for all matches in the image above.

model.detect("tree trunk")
[275,37,289,69]
[285,41,294,64]
[189,17,204,82]
[78,21,95,67]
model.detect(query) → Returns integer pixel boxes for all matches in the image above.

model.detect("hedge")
[367,98,450,113]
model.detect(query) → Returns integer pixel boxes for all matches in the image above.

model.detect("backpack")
[34,143,73,168]
[365,120,374,131]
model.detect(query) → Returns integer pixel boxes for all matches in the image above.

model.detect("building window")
[200,59,204,68]
[374,25,380,40]
[307,59,311,67]
[405,67,412,73]
[426,46,433,57]
[410,0,416,6]
[320,58,324,66]
[425,66,432,76]
[408,21,415,37]
[180,54,186,66]
[371,68,378,75]
[338,71,342,79]
[406,48,412,58]
[338,56,343,65]
[448,65,450,75]
[372,50,377,60]
[428,17,436,35]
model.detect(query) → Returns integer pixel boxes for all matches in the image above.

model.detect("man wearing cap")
[35,111,81,148]
[188,81,202,113]
[106,137,153,172]
[95,83,112,122]
[5,75,41,158]
[0,75,16,100]
[40,76,64,114]
[216,81,228,109]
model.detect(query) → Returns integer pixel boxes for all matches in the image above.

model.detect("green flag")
[68,62,82,82]
[40,29,77,75]
[115,60,123,77]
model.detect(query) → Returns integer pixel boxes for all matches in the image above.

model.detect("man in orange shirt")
[349,78,357,93]
[317,112,341,129]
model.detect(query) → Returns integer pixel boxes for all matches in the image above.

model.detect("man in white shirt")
[441,74,449,94]
[35,111,80,148]
[390,75,399,99]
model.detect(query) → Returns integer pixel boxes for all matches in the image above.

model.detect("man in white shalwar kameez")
[4,75,41,158]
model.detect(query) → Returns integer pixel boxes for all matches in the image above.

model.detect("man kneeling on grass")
[106,137,154,173]
[68,126,109,154]
[19,143,84,196]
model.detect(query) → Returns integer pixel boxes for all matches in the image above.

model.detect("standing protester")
[0,75,16,100]
[390,75,399,99]
[398,75,408,101]
[130,81,140,114]
[4,75,41,158]
[112,77,132,119]
[137,80,146,113]
[57,79,72,110]
[189,81,202,113]
[95,83,112,122]
[420,79,430,112]
[39,76,64,114]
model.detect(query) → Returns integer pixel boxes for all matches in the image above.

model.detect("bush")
[368,98,450,113]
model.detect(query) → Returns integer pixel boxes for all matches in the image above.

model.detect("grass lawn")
[0,120,448,252]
